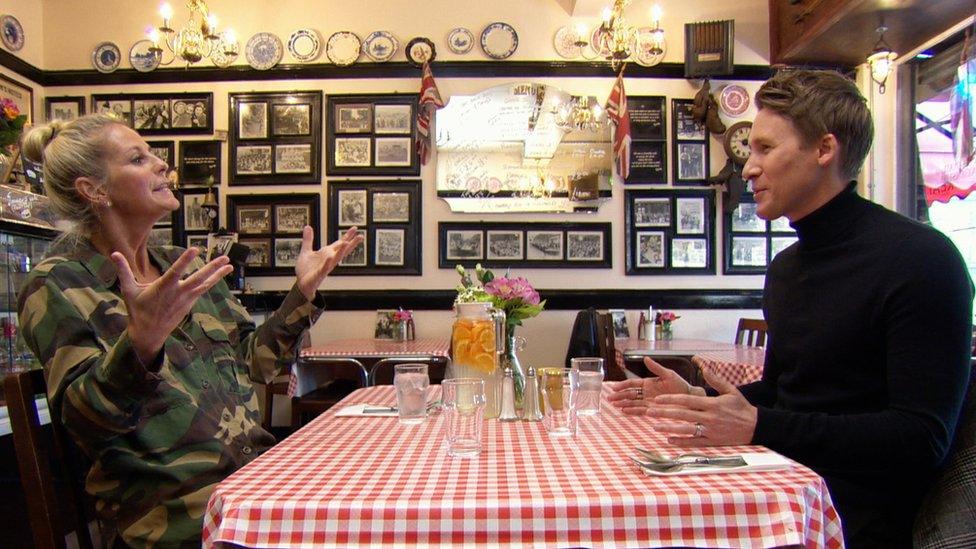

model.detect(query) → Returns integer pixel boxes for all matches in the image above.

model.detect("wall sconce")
[866,24,897,94]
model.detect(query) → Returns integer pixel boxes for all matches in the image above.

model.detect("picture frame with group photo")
[671,98,710,185]
[625,188,715,275]
[90,92,213,135]
[439,222,612,269]
[227,194,321,275]
[44,96,86,122]
[172,187,218,248]
[326,94,420,176]
[723,193,798,275]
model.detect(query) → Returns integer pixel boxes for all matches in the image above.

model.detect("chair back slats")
[369,356,448,386]
[5,369,95,549]
[291,358,368,427]
[595,312,628,381]
[735,318,768,347]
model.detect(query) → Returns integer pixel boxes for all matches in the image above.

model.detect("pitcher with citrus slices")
[450,302,505,419]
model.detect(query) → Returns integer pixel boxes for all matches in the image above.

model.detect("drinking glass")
[394,363,429,425]
[570,357,604,417]
[541,368,577,437]
[442,378,486,457]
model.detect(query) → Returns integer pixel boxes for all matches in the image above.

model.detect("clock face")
[725,121,752,165]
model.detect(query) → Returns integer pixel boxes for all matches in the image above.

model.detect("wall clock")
[723,121,752,165]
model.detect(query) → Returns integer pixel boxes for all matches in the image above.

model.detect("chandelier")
[866,24,897,94]
[148,0,239,68]
[574,1,666,70]
[552,95,606,133]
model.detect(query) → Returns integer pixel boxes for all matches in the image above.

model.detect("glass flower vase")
[501,330,526,413]
[661,322,674,341]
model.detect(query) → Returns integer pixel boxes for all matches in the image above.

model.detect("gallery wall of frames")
[227,194,321,275]
[326,94,420,176]
[438,222,612,269]
[624,189,716,275]
[723,194,798,274]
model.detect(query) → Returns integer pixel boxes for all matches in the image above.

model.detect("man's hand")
[607,357,696,415]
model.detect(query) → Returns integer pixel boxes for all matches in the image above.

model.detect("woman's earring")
[102,199,112,208]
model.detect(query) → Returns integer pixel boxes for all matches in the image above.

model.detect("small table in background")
[692,346,767,386]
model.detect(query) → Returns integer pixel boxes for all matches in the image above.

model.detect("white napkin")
[335,404,398,417]
[638,452,793,476]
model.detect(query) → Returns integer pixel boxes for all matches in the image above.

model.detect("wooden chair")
[735,318,768,347]
[594,312,630,382]
[290,358,368,427]
[261,331,311,432]
[368,356,449,386]
[5,369,96,549]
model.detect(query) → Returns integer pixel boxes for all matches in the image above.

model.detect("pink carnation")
[393,309,413,322]
[484,276,541,305]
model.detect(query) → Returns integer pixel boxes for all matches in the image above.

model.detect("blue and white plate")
[363,31,398,62]
[92,42,121,73]
[245,32,283,70]
[288,29,321,62]
[129,39,161,72]
[0,14,24,52]
[480,22,518,60]
[326,31,362,66]
[446,27,473,55]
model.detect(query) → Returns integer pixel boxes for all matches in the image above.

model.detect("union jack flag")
[416,62,445,165]
[605,71,631,181]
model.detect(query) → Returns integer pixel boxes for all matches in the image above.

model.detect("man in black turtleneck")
[611,70,973,548]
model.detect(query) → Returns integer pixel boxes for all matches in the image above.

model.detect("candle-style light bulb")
[206,14,217,33]
[159,2,173,23]
[651,4,663,27]
[602,7,612,26]
[575,22,588,40]
[148,27,160,46]
[224,29,236,44]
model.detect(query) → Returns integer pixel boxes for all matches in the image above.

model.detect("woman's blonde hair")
[21,114,122,234]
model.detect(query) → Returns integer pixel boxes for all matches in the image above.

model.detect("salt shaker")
[521,365,542,421]
[498,365,519,421]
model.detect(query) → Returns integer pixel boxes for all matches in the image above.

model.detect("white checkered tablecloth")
[692,346,767,386]
[288,338,451,396]
[204,386,843,548]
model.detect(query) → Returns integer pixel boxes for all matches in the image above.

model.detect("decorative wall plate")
[553,25,581,59]
[0,14,24,51]
[245,32,283,70]
[364,31,398,62]
[590,26,611,57]
[405,37,435,67]
[480,22,518,60]
[326,31,362,66]
[211,44,238,68]
[632,27,665,67]
[91,42,121,73]
[446,27,474,54]
[128,39,161,72]
[719,84,751,117]
[288,29,321,62]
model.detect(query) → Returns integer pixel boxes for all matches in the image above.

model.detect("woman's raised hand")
[111,247,234,367]
[295,226,364,301]
[607,357,695,415]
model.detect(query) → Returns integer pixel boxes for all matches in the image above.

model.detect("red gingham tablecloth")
[288,338,451,396]
[204,386,843,548]
[692,346,767,386]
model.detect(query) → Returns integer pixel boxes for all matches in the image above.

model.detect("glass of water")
[394,363,429,425]
[442,378,486,457]
[570,357,604,417]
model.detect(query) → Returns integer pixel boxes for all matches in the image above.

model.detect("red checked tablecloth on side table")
[203,386,843,549]
[692,346,767,386]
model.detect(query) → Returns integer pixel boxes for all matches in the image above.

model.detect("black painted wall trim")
[239,288,763,312]
[1,51,774,87]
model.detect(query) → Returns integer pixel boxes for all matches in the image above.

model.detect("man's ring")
[634,387,643,399]
[693,422,704,438]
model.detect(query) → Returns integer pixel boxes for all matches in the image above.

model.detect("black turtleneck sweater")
[740,185,973,545]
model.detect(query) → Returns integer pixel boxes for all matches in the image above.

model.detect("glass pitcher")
[450,301,505,419]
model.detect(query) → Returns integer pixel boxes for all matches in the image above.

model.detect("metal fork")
[635,448,713,463]
[629,455,747,472]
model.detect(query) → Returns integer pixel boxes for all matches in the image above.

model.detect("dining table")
[617,338,767,386]
[692,346,767,386]
[203,385,844,548]
[288,337,451,396]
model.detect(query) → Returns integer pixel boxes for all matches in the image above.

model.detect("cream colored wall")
[2,0,42,67]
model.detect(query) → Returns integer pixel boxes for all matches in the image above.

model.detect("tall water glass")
[541,368,577,437]
[442,378,486,457]
[570,357,604,417]
[394,363,429,425]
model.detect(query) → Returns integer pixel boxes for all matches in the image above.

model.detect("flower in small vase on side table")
[655,311,680,341]
[392,308,414,341]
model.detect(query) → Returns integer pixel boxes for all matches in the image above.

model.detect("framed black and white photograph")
[272,103,311,136]
[526,231,563,261]
[148,226,172,248]
[672,98,706,140]
[335,104,373,133]
[628,96,666,141]
[229,91,323,185]
[339,230,367,267]
[626,140,667,184]
[94,99,132,127]
[133,99,170,130]
[237,206,272,234]
[146,140,175,168]
[335,138,371,167]
[172,187,218,248]
[676,197,705,234]
[671,238,708,268]
[731,202,765,232]
[327,94,420,176]
[181,192,213,232]
[441,222,611,269]
[275,204,311,233]
[275,144,312,173]
[676,142,706,182]
[92,92,212,135]
[375,229,405,266]
[446,230,483,260]
[374,137,412,167]
[771,236,798,257]
[636,231,666,267]
[179,140,221,186]
[374,310,397,340]
[625,189,715,275]
[609,309,630,338]
[372,192,409,223]
[170,99,195,128]
[328,181,422,275]
[486,230,523,260]
[187,234,209,250]
[567,231,604,262]
[770,216,793,232]
[634,198,670,227]
[238,102,268,139]
[45,96,85,122]
[206,232,238,261]
[239,238,272,267]
[338,190,367,226]
[731,236,768,267]
[274,238,303,267]
[236,146,273,175]
[374,104,412,134]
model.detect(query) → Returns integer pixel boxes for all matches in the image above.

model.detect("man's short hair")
[755,70,873,181]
